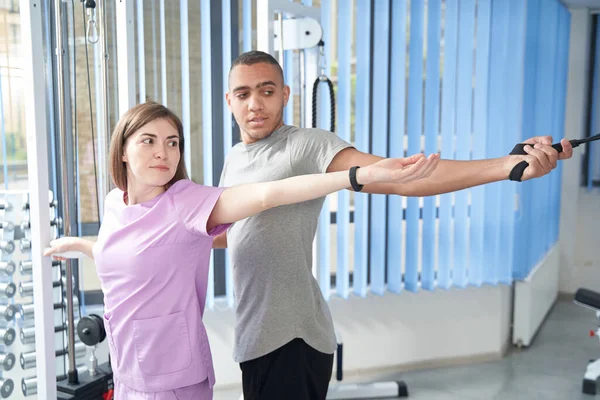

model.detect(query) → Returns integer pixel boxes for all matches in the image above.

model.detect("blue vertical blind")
[335,0,352,299]
[369,0,391,296]
[438,0,457,289]
[469,0,491,287]
[317,0,333,301]
[453,0,475,288]
[320,0,570,295]
[422,0,441,290]
[388,0,408,293]
[353,0,372,298]
[513,0,570,279]
[404,0,421,292]
[129,0,570,308]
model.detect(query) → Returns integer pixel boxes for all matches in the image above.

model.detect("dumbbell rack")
[0,191,86,399]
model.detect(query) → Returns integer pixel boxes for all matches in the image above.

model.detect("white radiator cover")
[512,244,560,347]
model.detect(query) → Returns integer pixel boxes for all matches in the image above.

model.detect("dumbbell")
[22,370,77,396]
[0,328,15,346]
[0,261,15,277]
[19,297,79,321]
[19,278,64,297]
[0,200,12,211]
[19,198,56,212]
[20,351,37,370]
[20,320,80,345]
[0,352,15,371]
[0,241,14,255]
[20,342,86,370]
[21,376,35,397]
[0,378,13,398]
[0,304,18,321]
[0,282,16,299]
[0,221,14,232]
[50,217,62,228]
[18,260,32,275]
[20,239,31,253]
[19,327,36,345]
[19,259,61,275]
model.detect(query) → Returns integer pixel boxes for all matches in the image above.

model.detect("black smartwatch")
[349,166,363,192]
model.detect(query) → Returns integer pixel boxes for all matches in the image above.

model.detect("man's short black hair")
[229,50,285,85]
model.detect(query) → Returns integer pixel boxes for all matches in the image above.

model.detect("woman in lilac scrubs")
[44,102,436,399]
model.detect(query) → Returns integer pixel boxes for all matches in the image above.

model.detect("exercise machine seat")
[574,288,600,311]
[573,288,600,395]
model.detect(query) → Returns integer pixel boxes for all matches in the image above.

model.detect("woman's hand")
[43,237,85,261]
[358,153,440,185]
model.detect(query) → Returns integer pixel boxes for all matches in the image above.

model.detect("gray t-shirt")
[219,125,353,363]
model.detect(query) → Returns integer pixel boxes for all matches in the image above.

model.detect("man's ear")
[225,91,233,111]
[283,85,290,106]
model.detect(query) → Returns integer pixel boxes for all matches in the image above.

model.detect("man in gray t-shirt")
[215,51,572,399]
[220,124,352,364]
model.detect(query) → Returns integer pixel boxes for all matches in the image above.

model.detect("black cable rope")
[82,0,101,226]
[311,41,336,133]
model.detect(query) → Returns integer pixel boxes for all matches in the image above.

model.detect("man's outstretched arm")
[327,136,573,197]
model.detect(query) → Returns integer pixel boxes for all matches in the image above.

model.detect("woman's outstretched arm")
[207,153,439,230]
[43,237,96,260]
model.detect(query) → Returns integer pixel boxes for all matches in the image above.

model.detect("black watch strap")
[349,166,363,192]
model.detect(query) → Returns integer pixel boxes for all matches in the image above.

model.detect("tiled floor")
[376,299,599,399]
[216,299,600,399]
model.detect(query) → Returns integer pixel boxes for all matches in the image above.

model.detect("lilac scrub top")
[93,179,230,392]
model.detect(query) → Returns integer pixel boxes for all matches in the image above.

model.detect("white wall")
[559,8,600,294]
[560,189,600,293]
[513,246,560,347]
[327,285,513,377]
[206,284,513,392]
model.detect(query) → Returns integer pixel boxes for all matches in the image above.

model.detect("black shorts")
[239,338,334,400]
